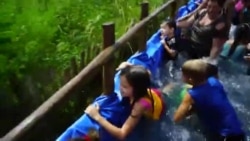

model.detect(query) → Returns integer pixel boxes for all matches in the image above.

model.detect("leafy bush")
[1,0,163,93]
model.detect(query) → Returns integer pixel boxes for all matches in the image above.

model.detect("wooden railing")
[1,0,184,140]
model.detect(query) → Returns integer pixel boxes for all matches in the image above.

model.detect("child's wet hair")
[162,19,177,30]
[120,66,152,106]
[182,59,208,83]
[228,23,250,57]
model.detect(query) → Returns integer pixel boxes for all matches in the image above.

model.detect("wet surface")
[153,56,250,141]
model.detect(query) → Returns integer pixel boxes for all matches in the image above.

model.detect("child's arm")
[161,40,176,57]
[162,83,176,95]
[116,62,133,70]
[85,102,146,140]
[185,105,195,116]
[174,93,194,123]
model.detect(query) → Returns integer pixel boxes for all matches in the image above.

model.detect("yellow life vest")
[142,89,164,120]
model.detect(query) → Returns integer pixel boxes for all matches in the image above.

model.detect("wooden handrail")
[1,0,176,140]
[138,2,149,52]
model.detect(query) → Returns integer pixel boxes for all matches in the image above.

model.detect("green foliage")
[0,0,163,98]
[0,0,165,138]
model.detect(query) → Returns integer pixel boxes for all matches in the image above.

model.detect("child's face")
[160,23,173,37]
[120,75,133,97]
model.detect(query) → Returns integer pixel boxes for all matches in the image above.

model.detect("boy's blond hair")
[182,59,208,83]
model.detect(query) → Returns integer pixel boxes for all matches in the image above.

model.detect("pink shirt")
[235,0,244,12]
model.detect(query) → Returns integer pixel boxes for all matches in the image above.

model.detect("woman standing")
[177,0,229,59]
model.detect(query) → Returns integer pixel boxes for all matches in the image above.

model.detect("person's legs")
[168,60,175,78]
[229,24,237,39]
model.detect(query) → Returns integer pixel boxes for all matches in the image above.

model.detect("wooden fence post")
[102,22,115,95]
[138,2,149,52]
[170,1,177,18]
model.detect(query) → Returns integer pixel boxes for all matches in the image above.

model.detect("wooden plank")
[102,22,115,95]
[170,1,177,18]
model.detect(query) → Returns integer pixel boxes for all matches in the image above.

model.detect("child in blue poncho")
[174,59,245,141]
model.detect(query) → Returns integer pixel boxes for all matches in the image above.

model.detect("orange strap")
[143,89,163,120]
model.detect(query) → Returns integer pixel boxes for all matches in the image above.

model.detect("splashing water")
[153,56,250,141]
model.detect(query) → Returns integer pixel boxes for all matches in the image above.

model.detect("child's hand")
[85,103,101,121]
[169,49,176,57]
[162,83,176,95]
[160,28,167,38]
[186,105,195,116]
[116,62,132,71]
[160,39,166,45]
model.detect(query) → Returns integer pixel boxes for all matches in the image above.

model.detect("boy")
[160,19,179,77]
[174,59,245,141]
[160,19,178,61]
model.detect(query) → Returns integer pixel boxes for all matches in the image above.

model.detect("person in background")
[230,0,250,38]
[177,0,229,60]
[233,0,250,24]
[220,23,250,62]
[244,43,250,61]
[243,43,250,74]
[174,59,245,141]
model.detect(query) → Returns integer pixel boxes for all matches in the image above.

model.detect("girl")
[220,23,250,62]
[85,66,165,140]
[174,59,245,141]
